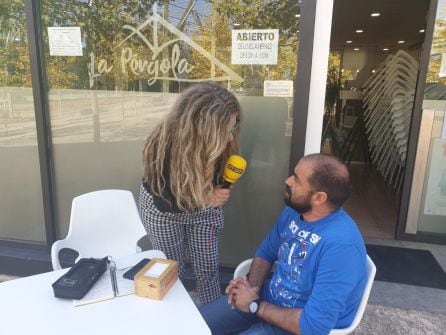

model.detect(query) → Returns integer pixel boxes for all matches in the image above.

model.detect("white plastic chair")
[51,189,147,270]
[234,255,376,335]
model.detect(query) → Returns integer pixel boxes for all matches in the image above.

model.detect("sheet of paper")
[264,80,294,97]
[73,268,135,307]
[47,27,83,56]
[144,263,169,278]
[442,112,446,139]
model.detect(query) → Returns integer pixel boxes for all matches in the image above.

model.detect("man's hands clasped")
[225,277,260,313]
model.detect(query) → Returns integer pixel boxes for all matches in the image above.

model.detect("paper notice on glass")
[423,139,446,216]
[48,27,83,56]
[231,29,279,65]
[442,112,446,139]
[440,53,446,78]
[264,80,294,97]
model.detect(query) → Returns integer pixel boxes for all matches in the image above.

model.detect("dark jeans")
[199,296,293,335]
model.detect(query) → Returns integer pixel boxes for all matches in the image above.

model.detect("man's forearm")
[247,257,272,290]
[258,301,302,335]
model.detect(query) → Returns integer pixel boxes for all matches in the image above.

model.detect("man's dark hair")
[304,154,351,209]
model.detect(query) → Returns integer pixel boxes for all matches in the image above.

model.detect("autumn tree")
[188,0,300,94]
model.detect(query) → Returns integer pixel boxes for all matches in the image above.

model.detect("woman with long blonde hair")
[139,83,242,304]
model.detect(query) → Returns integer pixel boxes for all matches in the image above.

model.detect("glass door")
[0,1,46,242]
[319,0,429,239]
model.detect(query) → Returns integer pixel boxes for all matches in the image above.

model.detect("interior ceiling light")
[295,14,301,18]
[383,48,389,51]
[370,12,381,17]
[398,40,405,44]
[419,29,425,33]
[355,29,364,33]
[346,40,353,44]
[354,48,360,51]
[372,69,376,73]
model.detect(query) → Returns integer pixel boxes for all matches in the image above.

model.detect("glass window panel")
[0,1,45,242]
[418,0,446,235]
[41,0,300,263]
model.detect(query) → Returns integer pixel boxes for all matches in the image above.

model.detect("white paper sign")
[423,139,446,216]
[440,53,446,78]
[264,80,294,97]
[48,27,83,56]
[442,111,446,139]
[232,29,279,65]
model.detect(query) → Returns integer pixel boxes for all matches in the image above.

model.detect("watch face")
[249,301,258,314]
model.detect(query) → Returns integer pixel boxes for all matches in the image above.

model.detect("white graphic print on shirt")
[270,220,322,308]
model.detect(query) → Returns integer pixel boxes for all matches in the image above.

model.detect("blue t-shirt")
[256,207,367,335]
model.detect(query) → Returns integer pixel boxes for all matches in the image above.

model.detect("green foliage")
[0,0,31,87]
[427,18,446,85]
[1,0,300,92]
[200,0,300,93]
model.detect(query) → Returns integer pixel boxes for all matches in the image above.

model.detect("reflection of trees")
[427,18,446,85]
[2,0,300,91]
[1,0,302,143]
[41,1,161,142]
[190,10,233,82]
[41,0,160,90]
[0,0,31,87]
[189,0,300,94]
[0,0,160,88]
[325,52,342,115]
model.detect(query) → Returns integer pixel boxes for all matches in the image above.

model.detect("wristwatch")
[248,298,263,315]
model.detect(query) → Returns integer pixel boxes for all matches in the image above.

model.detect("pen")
[110,263,119,297]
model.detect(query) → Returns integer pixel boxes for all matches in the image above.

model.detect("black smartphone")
[123,258,151,280]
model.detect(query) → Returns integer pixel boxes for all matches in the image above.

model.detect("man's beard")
[284,186,312,214]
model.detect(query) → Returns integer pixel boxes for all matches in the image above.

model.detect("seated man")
[200,153,367,335]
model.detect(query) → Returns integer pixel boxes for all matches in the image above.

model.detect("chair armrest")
[51,240,66,270]
[234,259,253,279]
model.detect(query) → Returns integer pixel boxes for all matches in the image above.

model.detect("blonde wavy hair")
[143,84,242,212]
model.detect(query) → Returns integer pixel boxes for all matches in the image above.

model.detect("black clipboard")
[123,258,151,280]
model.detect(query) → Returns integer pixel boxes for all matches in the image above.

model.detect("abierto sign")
[231,29,279,65]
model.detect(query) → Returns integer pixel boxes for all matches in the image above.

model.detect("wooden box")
[134,258,178,300]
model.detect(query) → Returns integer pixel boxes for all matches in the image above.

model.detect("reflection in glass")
[0,1,45,241]
[418,0,446,235]
[42,0,300,262]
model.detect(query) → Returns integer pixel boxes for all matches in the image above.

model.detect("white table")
[0,250,210,335]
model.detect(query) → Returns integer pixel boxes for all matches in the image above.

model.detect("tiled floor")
[344,164,398,239]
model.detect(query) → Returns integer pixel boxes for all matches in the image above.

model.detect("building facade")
[1,0,445,275]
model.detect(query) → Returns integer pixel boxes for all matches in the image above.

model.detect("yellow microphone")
[222,155,247,188]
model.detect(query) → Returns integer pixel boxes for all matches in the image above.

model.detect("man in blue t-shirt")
[200,153,367,335]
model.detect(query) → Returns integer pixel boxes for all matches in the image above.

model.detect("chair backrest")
[234,255,376,335]
[51,190,146,269]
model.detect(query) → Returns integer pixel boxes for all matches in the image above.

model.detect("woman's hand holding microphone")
[208,155,247,207]
[210,186,232,207]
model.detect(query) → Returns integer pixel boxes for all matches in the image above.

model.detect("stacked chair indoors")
[362,50,419,190]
